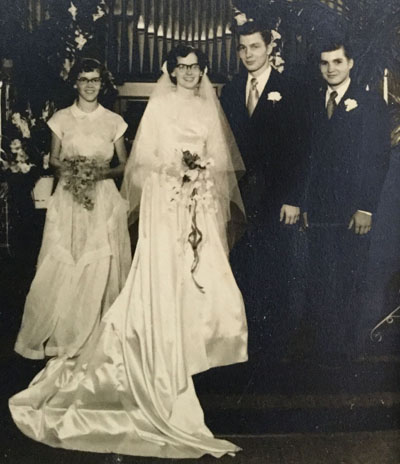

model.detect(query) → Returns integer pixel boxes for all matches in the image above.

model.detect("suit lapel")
[250,68,281,120]
[239,75,247,109]
[326,80,359,122]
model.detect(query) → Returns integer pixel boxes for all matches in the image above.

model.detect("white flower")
[15,149,28,163]
[68,2,77,21]
[11,113,31,138]
[0,153,9,169]
[60,58,73,80]
[267,91,282,102]
[19,162,32,174]
[93,6,105,21]
[41,102,50,121]
[74,32,88,50]
[10,139,22,153]
[271,29,281,41]
[43,153,50,170]
[272,53,285,72]
[235,13,248,26]
[344,98,358,112]
[185,170,199,182]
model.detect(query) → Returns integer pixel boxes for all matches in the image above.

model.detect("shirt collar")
[70,101,105,120]
[246,65,272,95]
[326,78,351,105]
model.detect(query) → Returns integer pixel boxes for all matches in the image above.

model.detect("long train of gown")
[9,171,248,458]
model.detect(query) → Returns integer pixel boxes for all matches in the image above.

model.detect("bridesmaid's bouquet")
[61,156,104,210]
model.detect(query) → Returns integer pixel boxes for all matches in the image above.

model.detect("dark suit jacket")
[304,81,391,224]
[220,68,308,221]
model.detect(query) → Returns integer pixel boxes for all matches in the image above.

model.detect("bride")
[9,45,248,459]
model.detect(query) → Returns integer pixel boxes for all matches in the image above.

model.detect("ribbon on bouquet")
[187,188,205,294]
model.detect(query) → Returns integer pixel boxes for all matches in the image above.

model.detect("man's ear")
[349,58,354,70]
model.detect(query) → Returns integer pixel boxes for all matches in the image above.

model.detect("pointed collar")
[325,78,351,106]
[70,102,106,120]
[246,65,272,95]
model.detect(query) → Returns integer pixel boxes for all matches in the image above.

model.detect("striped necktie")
[327,90,338,119]
[247,77,259,117]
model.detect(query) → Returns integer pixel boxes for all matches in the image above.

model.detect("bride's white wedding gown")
[9,92,248,458]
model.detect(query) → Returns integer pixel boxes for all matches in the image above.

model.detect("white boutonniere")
[344,98,358,112]
[267,91,282,105]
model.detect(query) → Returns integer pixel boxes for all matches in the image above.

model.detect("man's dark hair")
[166,45,208,84]
[317,39,353,60]
[236,21,272,47]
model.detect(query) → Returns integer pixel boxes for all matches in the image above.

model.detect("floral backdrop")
[0,0,400,254]
[0,0,109,253]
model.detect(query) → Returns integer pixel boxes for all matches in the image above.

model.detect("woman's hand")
[94,163,109,181]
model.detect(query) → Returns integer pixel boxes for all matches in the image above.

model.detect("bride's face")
[171,53,202,91]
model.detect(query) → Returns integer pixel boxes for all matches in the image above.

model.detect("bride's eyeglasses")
[77,77,102,85]
[175,64,201,72]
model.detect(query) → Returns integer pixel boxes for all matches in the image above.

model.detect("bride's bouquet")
[175,149,216,293]
[61,156,104,210]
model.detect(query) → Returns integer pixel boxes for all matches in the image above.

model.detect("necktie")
[326,90,338,120]
[247,77,259,117]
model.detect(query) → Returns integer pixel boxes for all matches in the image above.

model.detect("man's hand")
[348,211,372,235]
[280,204,300,225]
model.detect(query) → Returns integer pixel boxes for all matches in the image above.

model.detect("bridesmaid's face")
[75,70,102,103]
[171,53,202,91]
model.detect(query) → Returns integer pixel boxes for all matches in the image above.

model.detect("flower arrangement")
[0,139,34,175]
[60,0,107,80]
[0,106,52,182]
[61,156,104,210]
[168,149,217,292]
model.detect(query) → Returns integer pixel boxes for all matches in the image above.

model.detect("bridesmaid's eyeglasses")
[77,77,102,85]
[175,64,201,72]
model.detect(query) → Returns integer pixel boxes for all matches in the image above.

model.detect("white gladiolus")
[93,6,105,21]
[68,2,77,21]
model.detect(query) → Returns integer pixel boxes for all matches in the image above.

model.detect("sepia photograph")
[0,0,399,462]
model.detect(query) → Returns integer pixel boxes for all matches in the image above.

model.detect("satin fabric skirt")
[9,175,248,458]
[14,179,131,359]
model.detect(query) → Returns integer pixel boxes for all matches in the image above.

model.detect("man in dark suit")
[304,39,391,361]
[220,21,306,358]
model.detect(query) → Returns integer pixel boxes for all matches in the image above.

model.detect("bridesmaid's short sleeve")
[113,115,128,142]
[47,111,64,140]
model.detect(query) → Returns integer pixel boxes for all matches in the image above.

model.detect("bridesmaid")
[14,58,131,359]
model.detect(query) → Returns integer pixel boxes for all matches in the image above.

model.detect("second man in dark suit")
[303,39,391,361]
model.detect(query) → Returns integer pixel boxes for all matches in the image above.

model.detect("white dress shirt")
[325,77,351,107]
[246,66,272,104]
